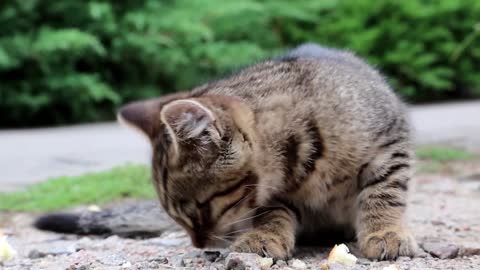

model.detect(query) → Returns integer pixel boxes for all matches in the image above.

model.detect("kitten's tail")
[33,200,179,237]
[35,213,82,234]
[34,213,110,235]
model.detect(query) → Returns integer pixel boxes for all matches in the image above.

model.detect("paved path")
[0,123,150,192]
[1,101,479,192]
[410,101,480,148]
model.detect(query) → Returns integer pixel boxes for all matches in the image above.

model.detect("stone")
[28,249,47,259]
[148,237,188,247]
[288,259,307,269]
[382,264,400,270]
[121,261,132,268]
[396,256,411,262]
[225,252,263,270]
[203,250,222,262]
[150,256,169,264]
[321,262,349,270]
[183,257,193,266]
[422,242,459,259]
[96,253,126,266]
[27,241,77,258]
[356,258,372,265]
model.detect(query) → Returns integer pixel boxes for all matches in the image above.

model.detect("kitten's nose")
[192,234,207,248]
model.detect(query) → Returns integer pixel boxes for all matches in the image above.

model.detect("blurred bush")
[299,0,480,102]
[0,0,479,126]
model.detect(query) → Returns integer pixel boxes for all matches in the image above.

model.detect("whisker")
[229,189,256,211]
[219,206,261,231]
[211,235,232,244]
[237,206,260,219]
[224,228,251,236]
[223,210,269,228]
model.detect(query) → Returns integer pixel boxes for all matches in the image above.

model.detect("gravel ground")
[1,162,479,270]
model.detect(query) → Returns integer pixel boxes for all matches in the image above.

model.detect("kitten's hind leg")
[355,145,418,260]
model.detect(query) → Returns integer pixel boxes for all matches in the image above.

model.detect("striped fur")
[118,44,418,260]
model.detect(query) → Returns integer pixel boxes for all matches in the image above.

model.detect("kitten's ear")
[160,99,219,141]
[117,93,186,140]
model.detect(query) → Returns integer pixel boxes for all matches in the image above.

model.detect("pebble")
[28,249,47,259]
[225,252,263,270]
[150,256,168,264]
[382,264,400,270]
[276,260,288,267]
[289,259,307,269]
[151,237,188,247]
[203,250,222,262]
[121,261,132,268]
[396,256,412,262]
[27,242,77,258]
[171,256,186,267]
[422,242,459,259]
[322,262,351,270]
[431,220,446,226]
[356,258,372,265]
[96,253,126,266]
[183,257,193,266]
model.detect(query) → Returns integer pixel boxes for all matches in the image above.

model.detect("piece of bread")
[327,244,357,267]
[0,235,17,262]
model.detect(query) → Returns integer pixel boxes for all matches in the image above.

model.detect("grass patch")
[416,146,475,162]
[1,146,475,212]
[416,161,443,174]
[0,164,154,212]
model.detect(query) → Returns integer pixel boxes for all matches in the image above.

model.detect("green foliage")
[0,164,153,212]
[293,0,480,102]
[0,0,479,126]
[416,146,475,162]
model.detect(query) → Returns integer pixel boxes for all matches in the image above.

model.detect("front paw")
[359,228,418,260]
[230,231,293,260]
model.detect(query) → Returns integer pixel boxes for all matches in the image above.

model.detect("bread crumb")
[327,244,357,267]
[88,205,101,212]
[0,235,17,262]
[260,257,273,270]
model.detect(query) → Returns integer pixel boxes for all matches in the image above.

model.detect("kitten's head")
[118,94,259,247]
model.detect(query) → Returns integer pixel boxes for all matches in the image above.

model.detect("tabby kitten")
[118,44,418,260]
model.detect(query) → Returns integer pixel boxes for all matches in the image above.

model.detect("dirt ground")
[1,161,479,270]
